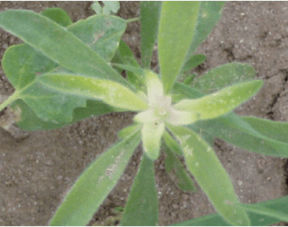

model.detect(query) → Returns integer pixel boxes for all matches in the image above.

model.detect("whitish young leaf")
[174,80,263,123]
[50,130,141,226]
[141,122,165,161]
[169,125,250,226]
[158,2,200,93]
[121,154,158,225]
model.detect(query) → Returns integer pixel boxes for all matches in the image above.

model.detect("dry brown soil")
[0,2,288,226]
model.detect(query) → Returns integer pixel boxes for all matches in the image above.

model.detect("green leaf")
[140,2,161,68]
[118,124,141,140]
[2,11,127,129]
[173,196,288,226]
[174,80,263,123]
[19,72,146,123]
[192,63,256,94]
[0,10,128,86]
[239,203,288,223]
[13,99,115,131]
[242,116,288,143]
[163,131,182,156]
[141,122,165,161]
[112,40,143,89]
[120,154,158,226]
[158,2,200,93]
[50,130,141,226]
[169,126,250,226]
[92,1,120,15]
[2,45,117,129]
[41,8,72,27]
[68,14,126,61]
[182,54,206,72]
[193,113,288,158]
[186,2,225,59]
[164,145,196,192]
[2,44,56,90]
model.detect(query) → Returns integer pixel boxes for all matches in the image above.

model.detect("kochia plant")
[1,2,288,226]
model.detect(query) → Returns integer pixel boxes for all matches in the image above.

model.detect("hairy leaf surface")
[169,126,250,226]
[158,2,200,93]
[192,63,256,94]
[140,1,161,68]
[0,10,128,86]
[121,154,158,225]
[50,130,141,226]
[174,80,263,123]
[174,196,288,226]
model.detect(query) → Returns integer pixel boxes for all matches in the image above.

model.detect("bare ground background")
[0,1,288,225]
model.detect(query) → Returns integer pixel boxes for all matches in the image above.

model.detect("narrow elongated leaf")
[239,203,288,223]
[163,131,182,156]
[50,130,141,226]
[6,71,147,124]
[13,99,115,131]
[164,145,196,192]
[68,15,126,60]
[141,122,165,161]
[113,41,143,89]
[242,116,288,143]
[158,2,200,93]
[186,2,225,59]
[174,80,263,123]
[192,63,256,94]
[0,10,128,86]
[174,196,288,226]
[121,154,158,226]
[182,54,206,72]
[140,1,161,68]
[118,124,141,140]
[193,114,288,158]
[169,126,250,226]
[41,8,72,27]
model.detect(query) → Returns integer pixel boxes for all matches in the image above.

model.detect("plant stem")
[126,17,139,23]
[0,93,18,112]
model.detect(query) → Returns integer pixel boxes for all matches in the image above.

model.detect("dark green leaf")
[41,8,72,27]
[164,145,196,192]
[193,114,288,158]
[50,130,141,226]
[173,196,288,226]
[242,116,288,143]
[140,1,161,68]
[182,54,206,72]
[120,154,158,225]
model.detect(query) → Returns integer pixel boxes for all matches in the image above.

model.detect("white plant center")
[134,70,196,127]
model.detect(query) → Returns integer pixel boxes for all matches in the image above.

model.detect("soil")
[0,1,288,226]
